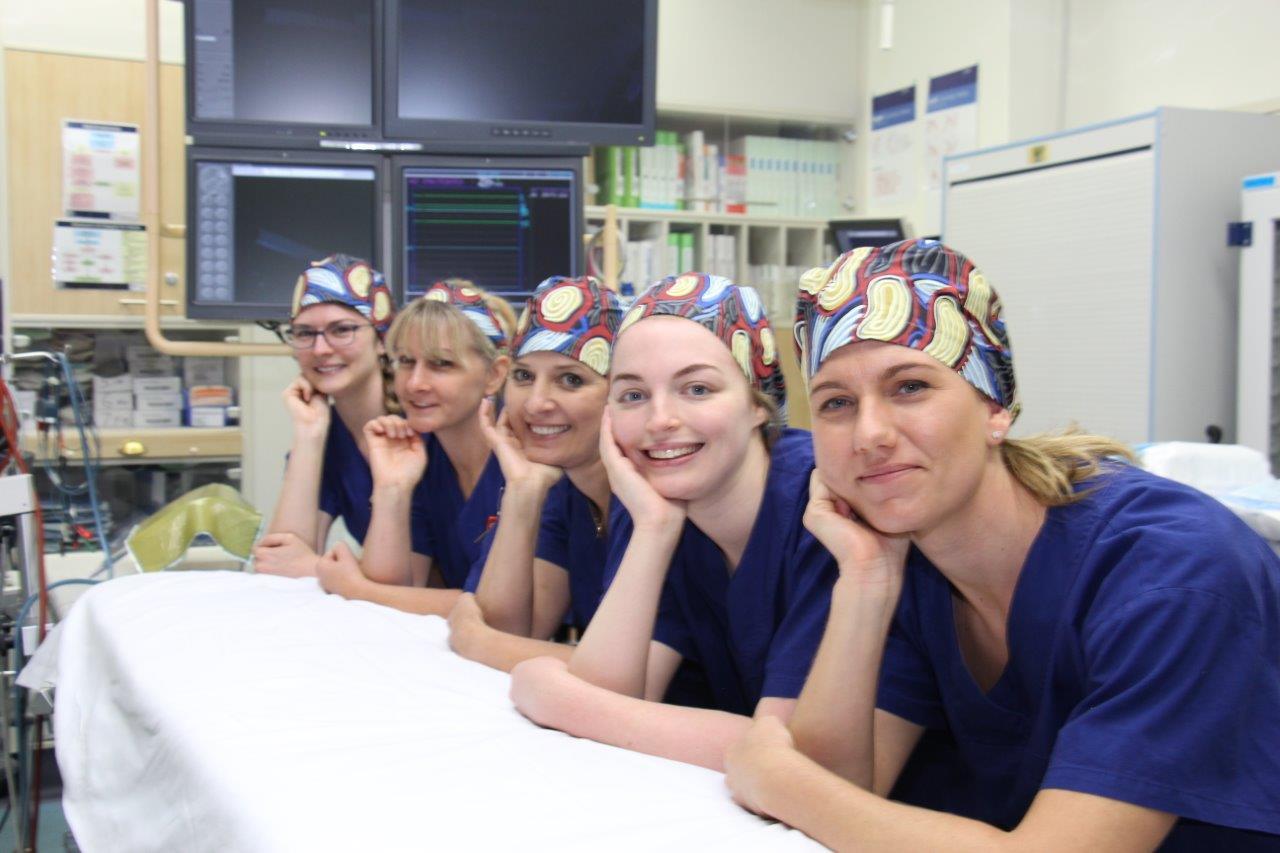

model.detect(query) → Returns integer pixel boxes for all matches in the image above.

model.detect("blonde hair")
[1001,427,1135,506]
[751,388,785,449]
[379,354,402,416]
[386,280,516,365]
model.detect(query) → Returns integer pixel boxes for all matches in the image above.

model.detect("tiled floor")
[0,800,75,852]
[0,751,77,852]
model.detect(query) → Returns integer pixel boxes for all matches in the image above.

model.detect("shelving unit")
[584,205,832,322]
[584,205,820,429]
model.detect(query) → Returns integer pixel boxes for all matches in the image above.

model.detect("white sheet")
[21,572,821,852]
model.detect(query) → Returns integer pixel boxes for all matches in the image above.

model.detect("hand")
[282,376,330,441]
[803,471,910,588]
[252,532,320,578]
[447,592,491,660]
[598,408,685,531]
[724,715,799,817]
[477,398,562,496]
[316,542,368,599]
[509,655,575,728]
[363,415,427,491]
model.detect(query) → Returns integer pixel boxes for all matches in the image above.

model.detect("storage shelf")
[585,205,830,228]
[21,427,243,463]
[11,315,241,332]
[657,102,856,128]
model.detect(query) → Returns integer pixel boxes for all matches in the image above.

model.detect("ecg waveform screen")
[402,168,576,300]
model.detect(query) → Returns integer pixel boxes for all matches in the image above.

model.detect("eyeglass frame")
[278,320,375,350]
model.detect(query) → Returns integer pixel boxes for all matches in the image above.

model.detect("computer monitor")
[186,0,382,147]
[829,218,908,253]
[186,148,386,322]
[394,155,583,303]
[384,0,656,150]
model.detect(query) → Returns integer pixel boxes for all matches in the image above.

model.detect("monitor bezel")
[381,0,657,150]
[185,146,390,323]
[391,153,585,304]
[184,0,385,148]
[828,218,909,252]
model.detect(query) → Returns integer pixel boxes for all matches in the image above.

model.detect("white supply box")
[133,376,182,395]
[96,411,134,428]
[93,391,133,412]
[134,393,183,416]
[133,411,181,428]
[91,374,133,395]
[182,357,226,387]
[187,406,228,428]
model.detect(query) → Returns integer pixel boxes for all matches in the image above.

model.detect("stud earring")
[991,430,1004,441]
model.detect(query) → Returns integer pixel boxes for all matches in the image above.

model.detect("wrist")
[831,574,901,618]
[632,512,685,538]
[371,482,414,503]
[292,420,329,441]
[502,480,551,509]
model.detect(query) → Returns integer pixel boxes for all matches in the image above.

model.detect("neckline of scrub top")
[934,503,1066,717]
[682,430,810,600]
[434,438,493,503]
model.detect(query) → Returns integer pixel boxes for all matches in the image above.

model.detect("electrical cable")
[0,376,46,853]
[55,353,111,579]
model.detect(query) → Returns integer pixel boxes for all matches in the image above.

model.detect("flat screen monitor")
[829,218,908,253]
[394,156,582,303]
[186,0,381,147]
[187,148,385,322]
[385,0,656,149]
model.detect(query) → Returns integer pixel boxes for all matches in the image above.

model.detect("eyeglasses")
[279,321,373,349]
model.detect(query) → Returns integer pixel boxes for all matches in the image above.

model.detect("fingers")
[364,415,415,441]
[476,398,503,448]
[597,408,625,466]
[494,408,518,442]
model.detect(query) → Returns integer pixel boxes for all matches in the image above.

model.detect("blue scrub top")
[604,428,838,716]
[878,464,1280,848]
[411,433,505,590]
[316,411,375,543]
[465,477,610,631]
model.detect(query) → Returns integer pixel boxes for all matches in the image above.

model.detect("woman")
[447,276,623,671]
[724,240,1280,850]
[316,280,515,615]
[508,273,838,771]
[254,254,396,578]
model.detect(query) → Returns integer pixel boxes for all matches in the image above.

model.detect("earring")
[991,430,1004,441]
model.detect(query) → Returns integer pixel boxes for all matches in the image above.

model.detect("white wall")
[657,0,860,121]
[855,0,1014,235]
[1064,0,1280,122]
[858,0,1280,236]
[1,0,184,62]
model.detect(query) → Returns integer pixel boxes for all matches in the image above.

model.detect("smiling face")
[291,303,383,398]
[608,315,768,503]
[807,340,1012,537]
[505,351,608,471]
[392,328,506,434]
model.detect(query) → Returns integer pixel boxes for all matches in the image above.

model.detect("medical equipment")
[1235,171,1280,475]
[942,108,1280,445]
[124,483,262,573]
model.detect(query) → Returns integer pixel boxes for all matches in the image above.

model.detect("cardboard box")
[132,376,182,395]
[132,411,182,428]
[91,374,133,395]
[134,393,183,415]
[182,357,226,387]
[186,406,228,428]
